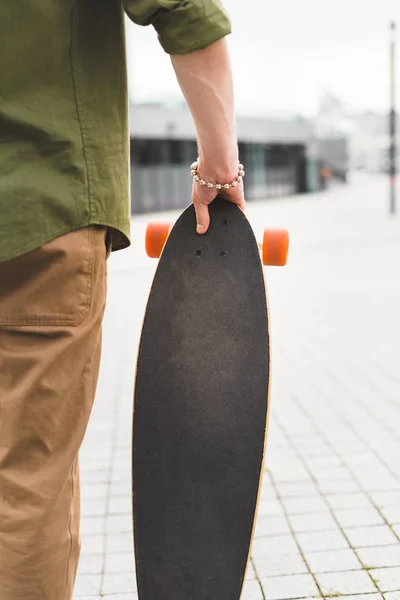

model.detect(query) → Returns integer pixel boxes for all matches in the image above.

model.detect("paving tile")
[73,574,102,596]
[82,498,108,517]
[344,525,400,548]
[370,491,400,508]
[102,572,137,595]
[288,511,338,533]
[357,546,400,570]
[283,496,328,515]
[275,482,320,498]
[310,466,354,482]
[328,596,381,600]
[110,482,132,498]
[253,552,308,577]
[254,515,292,537]
[109,496,132,516]
[333,443,367,456]
[360,477,400,493]
[252,534,299,557]
[81,460,110,474]
[101,595,137,599]
[317,479,362,494]
[81,535,105,556]
[271,461,312,483]
[260,573,319,599]
[104,552,135,574]
[77,553,104,575]
[81,484,109,500]
[259,483,278,502]
[257,499,286,518]
[111,470,131,485]
[382,506,400,526]
[326,493,374,511]
[81,517,105,536]
[80,469,110,484]
[106,514,132,534]
[296,529,350,553]
[304,455,342,469]
[316,570,379,595]
[384,593,400,600]
[334,508,386,529]
[245,561,257,581]
[393,524,400,538]
[106,533,134,554]
[370,567,400,592]
[293,443,331,458]
[266,449,298,463]
[304,548,362,573]
[240,580,264,600]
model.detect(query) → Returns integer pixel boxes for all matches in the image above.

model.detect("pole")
[389,21,397,214]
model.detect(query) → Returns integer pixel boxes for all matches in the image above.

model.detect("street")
[73,174,400,599]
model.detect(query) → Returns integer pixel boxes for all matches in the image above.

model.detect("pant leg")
[0,226,108,600]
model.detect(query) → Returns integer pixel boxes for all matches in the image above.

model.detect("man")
[0,1,245,598]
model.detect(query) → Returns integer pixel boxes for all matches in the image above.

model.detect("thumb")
[194,201,210,235]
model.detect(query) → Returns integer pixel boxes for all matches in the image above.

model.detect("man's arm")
[171,38,244,233]
[123,0,244,233]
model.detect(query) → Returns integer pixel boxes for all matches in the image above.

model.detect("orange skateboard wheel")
[261,229,289,266]
[145,222,173,258]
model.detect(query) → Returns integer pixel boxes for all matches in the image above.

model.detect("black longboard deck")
[133,197,270,600]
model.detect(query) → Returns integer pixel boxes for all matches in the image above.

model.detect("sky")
[126,0,400,118]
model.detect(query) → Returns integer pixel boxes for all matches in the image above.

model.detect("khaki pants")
[0,226,109,600]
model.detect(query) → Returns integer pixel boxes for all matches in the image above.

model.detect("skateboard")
[132,197,288,600]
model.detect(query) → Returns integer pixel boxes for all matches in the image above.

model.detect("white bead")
[239,164,244,170]
[200,180,206,186]
[224,183,230,190]
[237,176,242,183]
[216,184,222,190]
[191,170,197,176]
[239,170,245,177]
[231,180,238,187]
[191,162,199,170]
[194,175,200,181]
[207,182,214,188]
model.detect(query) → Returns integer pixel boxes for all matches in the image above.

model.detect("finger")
[236,195,246,212]
[194,200,210,234]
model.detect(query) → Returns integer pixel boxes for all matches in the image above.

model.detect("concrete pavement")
[73,174,400,599]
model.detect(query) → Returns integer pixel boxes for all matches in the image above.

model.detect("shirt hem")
[0,221,131,263]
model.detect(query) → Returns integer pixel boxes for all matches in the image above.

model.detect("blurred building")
[129,103,348,213]
[315,93,399,174]
[349,111,400,173]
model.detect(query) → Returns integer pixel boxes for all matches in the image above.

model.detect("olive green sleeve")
[122,0,232,55]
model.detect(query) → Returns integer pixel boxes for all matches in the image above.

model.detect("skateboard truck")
[145,221,289,266]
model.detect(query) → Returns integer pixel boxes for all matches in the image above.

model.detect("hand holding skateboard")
[191,158,246,234]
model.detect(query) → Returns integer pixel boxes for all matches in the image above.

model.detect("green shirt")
[0,1,231,262]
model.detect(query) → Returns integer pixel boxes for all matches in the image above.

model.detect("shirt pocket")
[0,227,96,327]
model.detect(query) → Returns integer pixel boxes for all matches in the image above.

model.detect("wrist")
[191,159,245,190]
[197,153,239,184]
[198,165,239,185]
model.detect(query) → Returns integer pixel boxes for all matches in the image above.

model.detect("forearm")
[171,38,238,181]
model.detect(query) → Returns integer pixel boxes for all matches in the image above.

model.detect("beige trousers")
[0,226,109,600]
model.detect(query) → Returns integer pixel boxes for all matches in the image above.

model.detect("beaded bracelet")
[190,159,245,190]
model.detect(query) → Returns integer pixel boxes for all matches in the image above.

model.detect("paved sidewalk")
[74,174,400,599]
